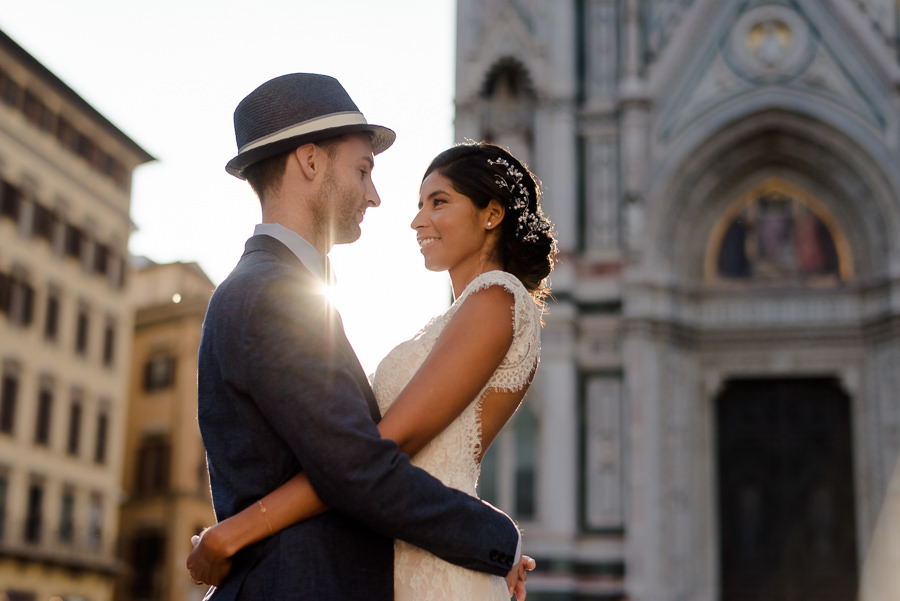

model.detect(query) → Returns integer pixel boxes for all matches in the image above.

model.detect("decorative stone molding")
[724,4,816,83]
[645,0,696,65]
[584,0,619,106]
[623,278,900,332]
[584,376,624,530]
[584,136,620,253]
[852,0,898,45]
[658,3,891,144]
[578,315,622,369]
[541,300,578,360]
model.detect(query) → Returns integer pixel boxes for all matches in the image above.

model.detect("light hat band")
[226,73,395,178]
[238,111,369,154]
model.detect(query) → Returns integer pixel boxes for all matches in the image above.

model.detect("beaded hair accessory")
[487,157,551,243]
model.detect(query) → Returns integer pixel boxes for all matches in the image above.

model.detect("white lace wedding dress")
[372,270,542,601]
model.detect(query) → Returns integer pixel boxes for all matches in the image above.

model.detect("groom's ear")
[293,144,320,181]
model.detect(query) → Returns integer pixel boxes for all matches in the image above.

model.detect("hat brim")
[225,123,395,179]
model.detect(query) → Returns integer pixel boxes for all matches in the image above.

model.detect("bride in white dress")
[188,141,557,600]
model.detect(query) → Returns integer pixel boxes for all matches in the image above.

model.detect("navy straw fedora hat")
[226,73,396,179]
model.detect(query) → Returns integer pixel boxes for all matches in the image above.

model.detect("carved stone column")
[536,300,579,537]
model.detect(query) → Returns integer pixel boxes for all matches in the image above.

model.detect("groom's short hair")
[244,150,291,202]
[243,133,363,203]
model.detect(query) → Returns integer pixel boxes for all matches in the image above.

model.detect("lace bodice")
[372,270,542,601]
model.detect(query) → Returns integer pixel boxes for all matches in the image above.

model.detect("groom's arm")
[240,275,520,575]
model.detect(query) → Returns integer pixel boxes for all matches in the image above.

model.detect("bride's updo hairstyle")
[423,141,558,300]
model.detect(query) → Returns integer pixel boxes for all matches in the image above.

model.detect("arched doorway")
[715,378,858,600]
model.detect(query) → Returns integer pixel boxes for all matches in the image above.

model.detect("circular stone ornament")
[724,5,815,83]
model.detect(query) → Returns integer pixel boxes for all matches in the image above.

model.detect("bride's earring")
[487,221,492,227]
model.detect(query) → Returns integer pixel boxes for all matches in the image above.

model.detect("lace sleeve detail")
[451,270,542,393]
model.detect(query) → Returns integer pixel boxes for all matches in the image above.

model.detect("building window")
[12,274,35,327]
[0,78,125,187]
[0,180,22,223]
[94,241,109,276]
[31,202,56,243]
[75,305,89,356]
[94,410,109,464]
[66,393,82,456]
[131,530,166,600]
[59,487,75,543]
[0,369,18,435]
[43,288,60,341]
[34,384,53,446]
[0,70,23,108]
[56,116,76,148]
[1,271,35,327]
[102,319,116,367]
[479,441,499,505]
[143,355,176,392]
[514,407,538,520]
[24,482,43,544]
[136,435,171,495]
[77,135,96,164]
[479,404,539,523]
[23,90,47,128]
[87,493,103,549]
[64,223,83,261]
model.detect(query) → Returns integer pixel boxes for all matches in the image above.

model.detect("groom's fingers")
[515,576,527,601]
[506,560,524,595]
[507,554,537,597]
[513,555,535,600]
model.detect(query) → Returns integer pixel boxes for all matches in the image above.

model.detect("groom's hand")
[505,555,536,601]
[187,526,234,586]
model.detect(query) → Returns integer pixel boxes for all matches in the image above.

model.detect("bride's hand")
[505,555,536,601]
[186,525,234,586]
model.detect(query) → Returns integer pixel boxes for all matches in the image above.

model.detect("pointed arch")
[643,108,896,283]
[477,57,537,162]
[480,56,536,100]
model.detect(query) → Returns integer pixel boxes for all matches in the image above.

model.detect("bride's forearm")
[217,472,329,554]
[218,426,422,557]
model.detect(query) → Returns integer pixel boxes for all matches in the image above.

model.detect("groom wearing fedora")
[194,73,522,600]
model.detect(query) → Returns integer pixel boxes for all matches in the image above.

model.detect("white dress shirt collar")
[254,223,333,283]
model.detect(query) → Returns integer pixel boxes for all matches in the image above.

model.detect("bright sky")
[0,0,459,373]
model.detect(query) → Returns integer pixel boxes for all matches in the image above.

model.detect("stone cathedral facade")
[456,1,900,600]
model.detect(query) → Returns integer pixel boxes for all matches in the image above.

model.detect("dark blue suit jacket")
[198,235,519,600]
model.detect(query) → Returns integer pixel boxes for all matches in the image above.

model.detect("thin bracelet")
[257,500,274,537]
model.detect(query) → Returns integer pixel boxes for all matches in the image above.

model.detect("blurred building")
[458,1,900,600]
[116,259,215,601]
[0,29,153,601]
